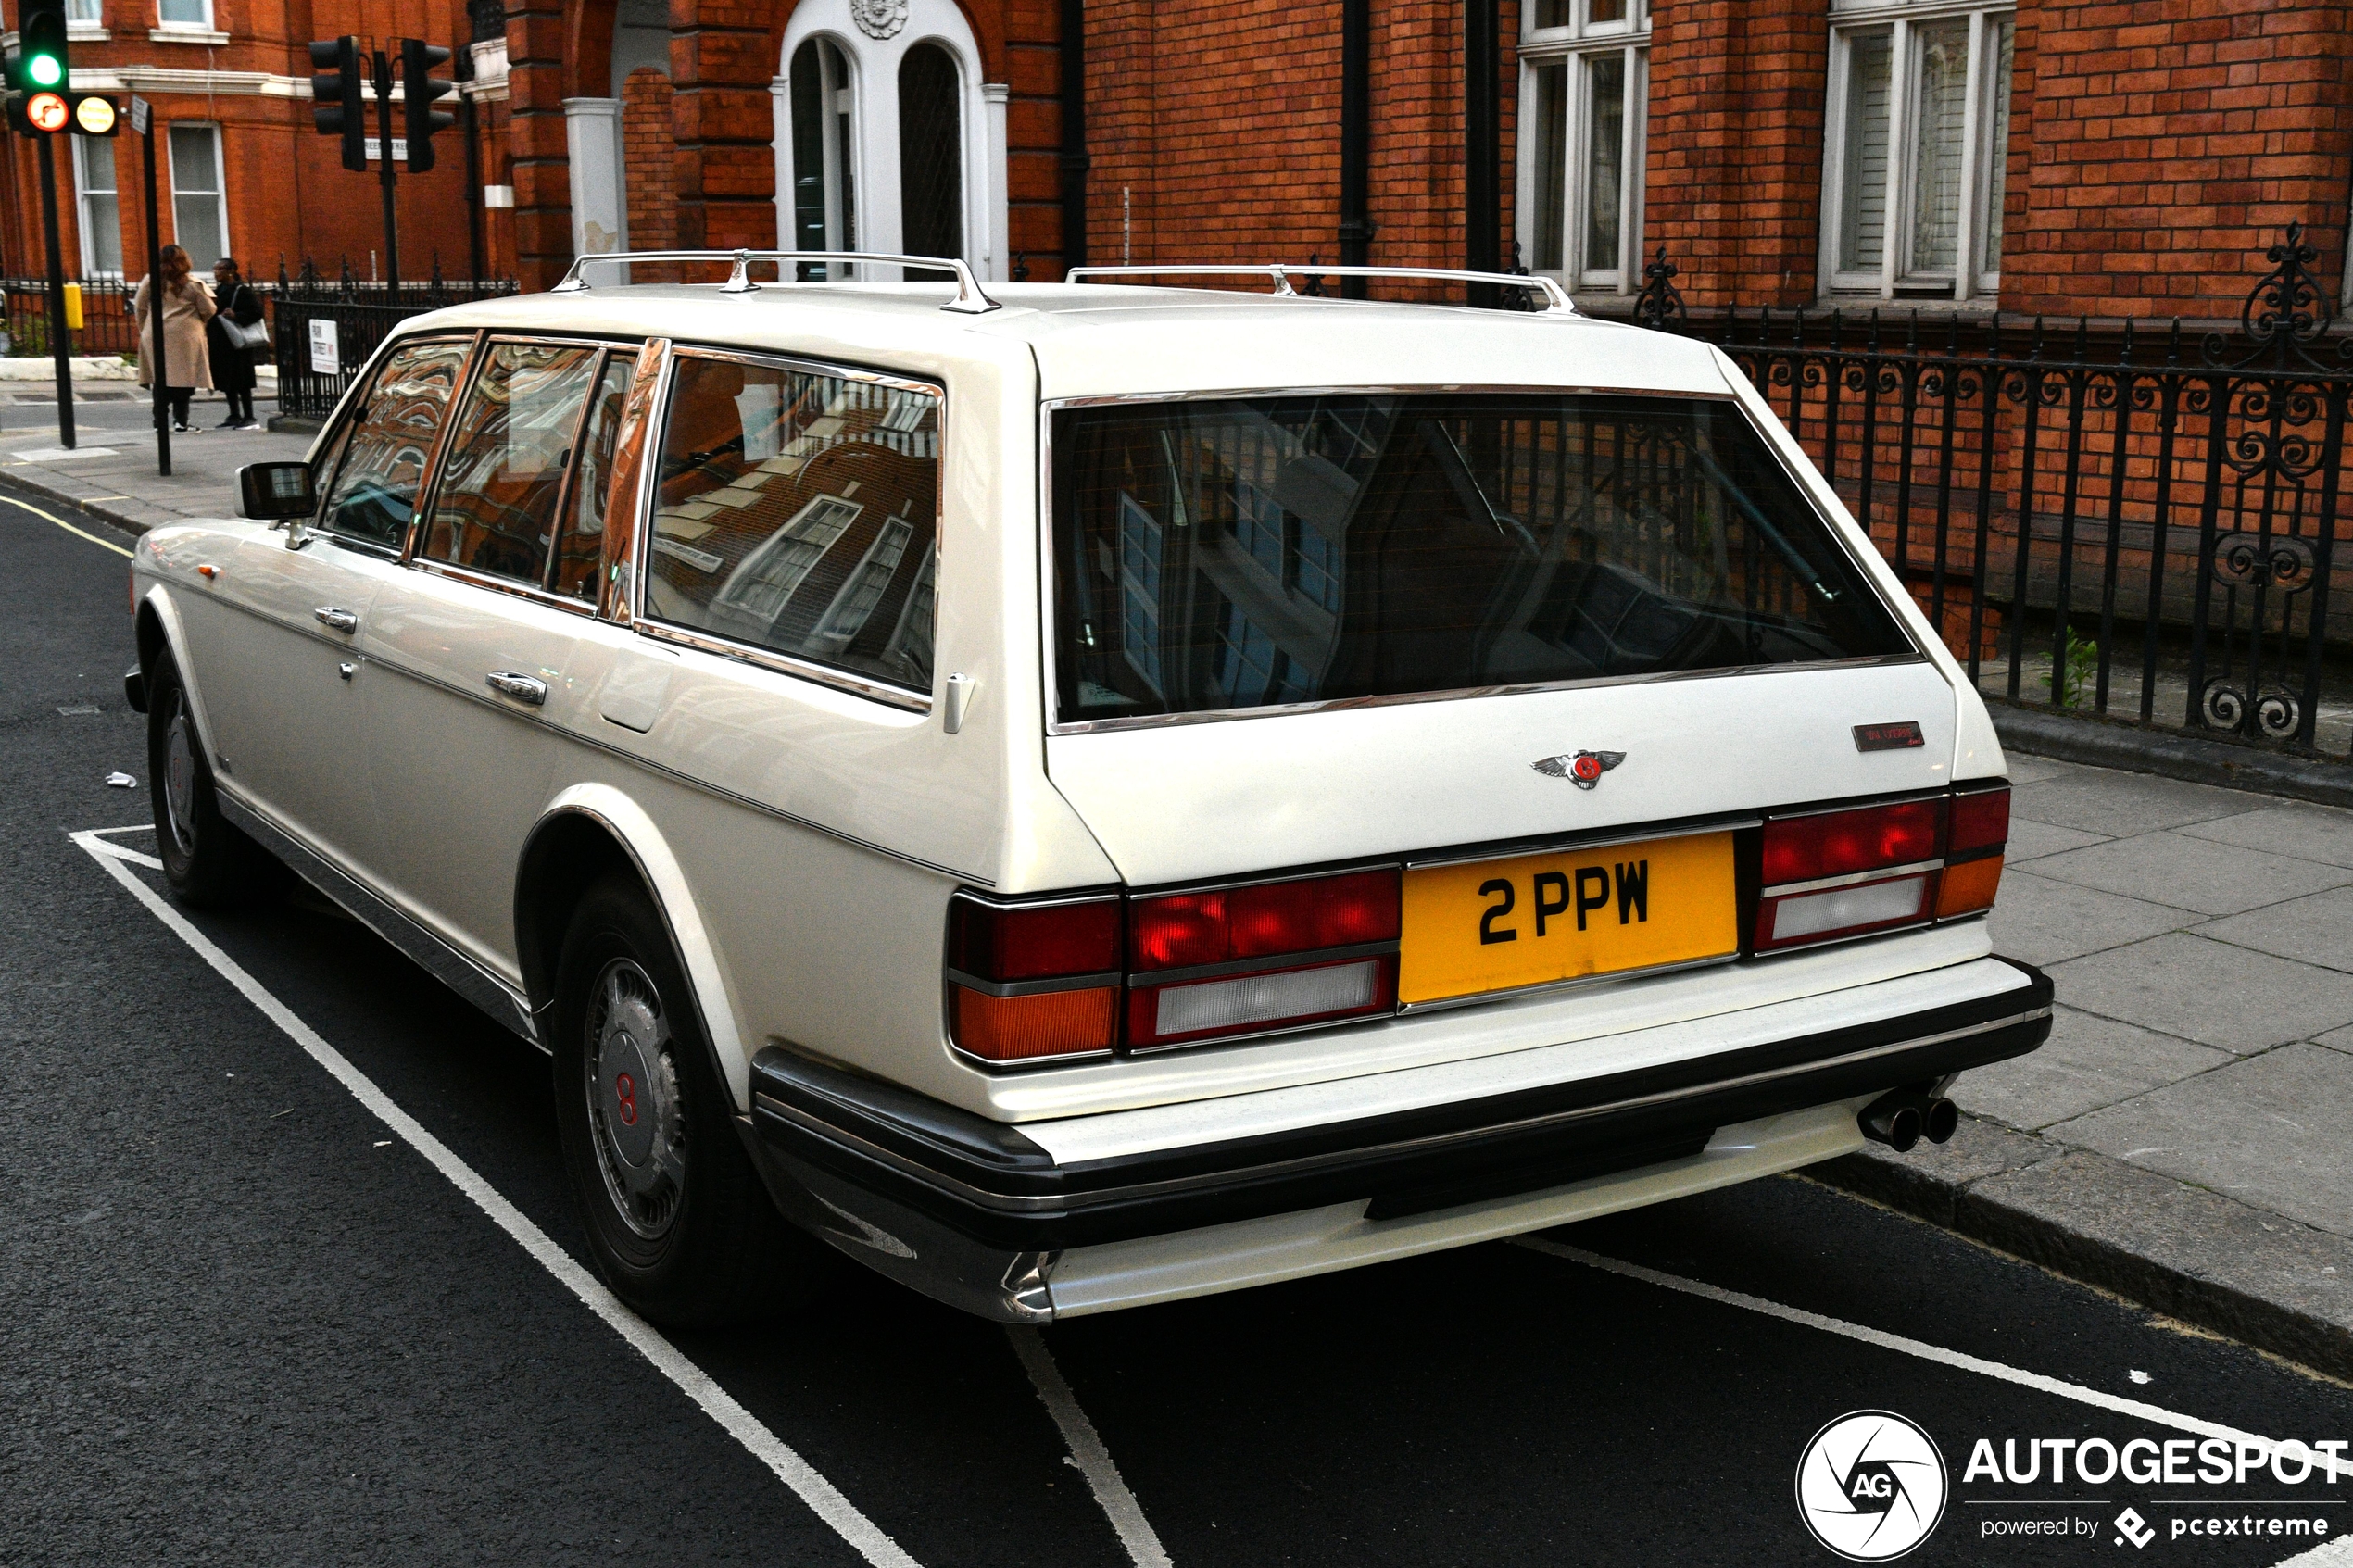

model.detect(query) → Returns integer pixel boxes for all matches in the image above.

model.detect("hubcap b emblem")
[614,1072,638,1126]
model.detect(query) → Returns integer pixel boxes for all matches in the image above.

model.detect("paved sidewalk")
[14,434,2353,1379]
[1827,754,2353,1377]
[0,389,308,535]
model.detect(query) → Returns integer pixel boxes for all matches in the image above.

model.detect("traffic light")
[308,35,365,173]
[400,39,455,173]
[5,90,64,135]
[18,0,67,92]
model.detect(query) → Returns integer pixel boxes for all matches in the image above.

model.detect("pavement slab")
[2045,1044,2353,1241]
[1949,1006,2232,1131]
[2022,828,2353,916]
[2046,932,2353,1052]
[2007,769,2274,836]
[2005,815,2111,862]
[2177,799,2353,871]
[2197,884,2353,975]
[1983,867,2203,966]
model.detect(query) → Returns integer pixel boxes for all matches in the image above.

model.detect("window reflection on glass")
[1908,19,1970,275]
[1587,0,1627,22]
[1838,30,1893,274]
[551,353,635,600]
[1051,395,1913,724]
[422,342,600,586]
[1982,19,2013,277]
[649,354,940,693]
[790,38,856,277]
[1583,53,1626,274]
[317,338,470,550]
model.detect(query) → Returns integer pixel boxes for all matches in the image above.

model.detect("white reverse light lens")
[1152,960,1378,1039]
[1769,875,1928,943]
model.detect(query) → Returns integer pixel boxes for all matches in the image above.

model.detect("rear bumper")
[742,955,2050,1319]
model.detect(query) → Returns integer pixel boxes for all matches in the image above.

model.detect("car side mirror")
[238,461,317,522]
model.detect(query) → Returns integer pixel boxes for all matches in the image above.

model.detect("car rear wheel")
[146,651,282,907]
[552,877,827,1325]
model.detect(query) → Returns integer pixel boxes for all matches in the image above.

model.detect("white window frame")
[1821,0,2012,302]
[71,134,121,276]
[153,0,213,29]
[166,121,230,268]
[1516,0,1648,295]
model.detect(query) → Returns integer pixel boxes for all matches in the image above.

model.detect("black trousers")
[158,387,192,427]
[220,388,254,423]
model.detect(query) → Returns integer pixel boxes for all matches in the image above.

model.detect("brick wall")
[1642,0,1829,310]
[623,68,680,262]
[2000,0,2353,318]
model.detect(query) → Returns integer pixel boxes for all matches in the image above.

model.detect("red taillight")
[1949,785,2010,859]
[1759,799,1943,885]
[946,893,1120,1065]
[1130,869,1401,972]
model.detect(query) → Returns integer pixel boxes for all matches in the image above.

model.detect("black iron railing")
[1637,225,2353,765]
[267,255,521,420]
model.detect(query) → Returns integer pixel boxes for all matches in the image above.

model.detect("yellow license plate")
[1398,831,1740,1006]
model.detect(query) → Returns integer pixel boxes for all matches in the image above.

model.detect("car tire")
[552,876,826,1326]
[146,650,283,907]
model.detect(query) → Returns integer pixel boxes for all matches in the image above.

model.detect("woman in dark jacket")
[206,257,263,430]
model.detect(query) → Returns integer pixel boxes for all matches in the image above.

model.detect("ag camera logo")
[1797,1411,1950,1561]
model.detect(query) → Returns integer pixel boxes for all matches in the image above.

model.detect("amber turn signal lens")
[950,985,1117,1063]
[1935,855,2003,918]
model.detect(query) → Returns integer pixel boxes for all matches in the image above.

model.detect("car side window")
[421,341,602,587]
[315,337,471,550]
[551,352,635,602]
[648,353,940,695]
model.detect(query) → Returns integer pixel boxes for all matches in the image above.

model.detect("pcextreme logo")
[1796,1410,1951,1561]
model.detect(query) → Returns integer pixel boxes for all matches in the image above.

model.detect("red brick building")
[13,1,2347,326]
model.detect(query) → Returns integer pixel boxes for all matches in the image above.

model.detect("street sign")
[127,93,147,134]
[362,137,409,163]
[308,318,340,376]
[72,94,115,135]
[24,92,65,132]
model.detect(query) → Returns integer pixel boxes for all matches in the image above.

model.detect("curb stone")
[1989,701,2353,811]
[1814,1116,2353,1383]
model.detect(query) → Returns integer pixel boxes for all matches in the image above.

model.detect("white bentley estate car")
[128,253,2048,1325]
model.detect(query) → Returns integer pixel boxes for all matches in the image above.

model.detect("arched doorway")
[565,0,670,258]
[774,0,1007,280]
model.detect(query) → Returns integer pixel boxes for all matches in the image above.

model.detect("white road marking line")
[1007,1326,1175,1568]
[2274,1534,2353,1565]
[83,835,163,870]
[1514,1236,2352,1481]
[70,831,922,1568]
[86,823,156,835]
[0,490,133,557]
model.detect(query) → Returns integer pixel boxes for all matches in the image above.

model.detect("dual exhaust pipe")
[1858,1087,1959,1153]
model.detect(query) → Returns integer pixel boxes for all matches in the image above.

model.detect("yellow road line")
[0,488,132,558]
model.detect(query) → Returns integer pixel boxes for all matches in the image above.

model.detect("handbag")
[225,316,271,353]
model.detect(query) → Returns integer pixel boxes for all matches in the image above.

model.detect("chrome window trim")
[948,969,1124,999]
[405,557,602,618]
[1396,948,1741,1016]
[1403,816,1760,871]
[607,337,675,627]
[630,342,947,715]
[1036,386,1929,736]
[300,328,477,552]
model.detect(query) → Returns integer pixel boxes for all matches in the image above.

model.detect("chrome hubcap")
[585,958,685,1241]
[163,702,196,856]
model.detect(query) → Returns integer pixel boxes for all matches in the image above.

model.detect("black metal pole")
[1464,0,1500,307]
[36,132,73,448]
[142,112,169,474]
[373,46,402,296]
[1057,0,1087,274]
[1339,0,1371,298]
[459,48,485,282]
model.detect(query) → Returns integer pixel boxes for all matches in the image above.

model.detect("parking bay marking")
[1008,1325,1174,1568]
[1513,1236,2352,1482]
[69,829,925,1568]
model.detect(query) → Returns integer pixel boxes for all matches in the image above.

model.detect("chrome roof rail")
[548,249,1002,314]
[1062,263,1576,314]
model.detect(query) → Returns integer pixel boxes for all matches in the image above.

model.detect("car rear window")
[1050,393,1916,725]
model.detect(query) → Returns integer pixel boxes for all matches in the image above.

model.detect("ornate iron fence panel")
[1648,224,2353,765]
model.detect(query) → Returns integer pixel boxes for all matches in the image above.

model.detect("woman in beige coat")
[135,245,217,433]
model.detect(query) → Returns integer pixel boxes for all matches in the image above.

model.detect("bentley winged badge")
[1532,750,1626,790]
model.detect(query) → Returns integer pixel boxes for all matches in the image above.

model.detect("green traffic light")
[27,54,61,86]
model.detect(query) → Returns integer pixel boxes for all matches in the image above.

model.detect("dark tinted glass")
[317,337,469,549]
[1051,393,1914,724]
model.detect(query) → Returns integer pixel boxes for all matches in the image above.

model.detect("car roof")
[395,282,1737,403]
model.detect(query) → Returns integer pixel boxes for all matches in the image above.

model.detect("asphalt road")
[7,478,2353,1568]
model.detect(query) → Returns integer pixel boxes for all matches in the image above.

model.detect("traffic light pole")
[136,101,168,474]
[34,131,72,449]
[371,46,401,296]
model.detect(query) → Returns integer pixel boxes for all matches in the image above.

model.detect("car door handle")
[485,671,548,706]
[314,606,359,633]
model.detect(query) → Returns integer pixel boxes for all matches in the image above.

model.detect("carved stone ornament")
[850,0,908,39]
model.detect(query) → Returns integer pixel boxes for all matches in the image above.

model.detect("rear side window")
[422,341,603,586]
[1050,393,1915,725]
[647,352,940,695]
[315,337,470,549]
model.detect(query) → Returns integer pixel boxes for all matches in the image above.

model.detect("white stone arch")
[773,0,1009,281]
